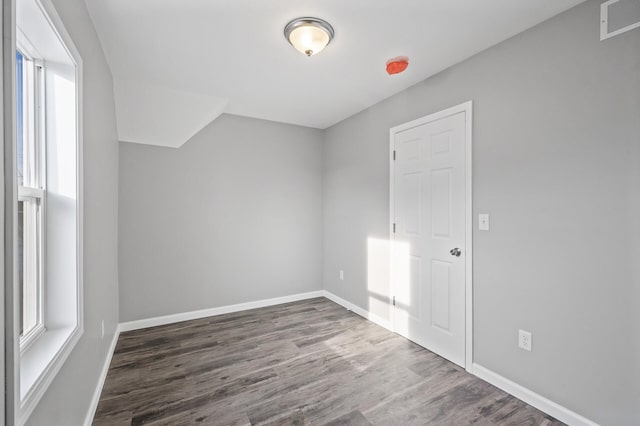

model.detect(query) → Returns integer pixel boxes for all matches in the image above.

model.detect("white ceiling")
[85,0,586,148]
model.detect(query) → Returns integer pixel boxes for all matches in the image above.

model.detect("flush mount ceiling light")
[284,17,334,57]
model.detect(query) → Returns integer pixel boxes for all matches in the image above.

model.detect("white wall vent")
[601,0,640,40]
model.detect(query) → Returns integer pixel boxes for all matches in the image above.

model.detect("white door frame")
[389,101,473,372]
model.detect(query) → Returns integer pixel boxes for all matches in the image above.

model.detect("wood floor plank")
[93,298,563,426]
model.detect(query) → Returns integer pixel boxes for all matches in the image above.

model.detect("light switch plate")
[479,214,490,231]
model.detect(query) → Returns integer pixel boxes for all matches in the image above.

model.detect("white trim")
[17,186,44,199]
[38,0,85,341]
[388,123,396,336]
[16,28,41,60]
[1,1,10,423]
[19,326,82,424]
[83,326,121,426]
[36,0,87,347]
[472,364,599,426]
[389,101,472,134]
[4,0,20,423]
[320,291,597,426]
[600,0,640,41]
[83,292,361,424]
[83,293,598,426]
[16,0,84,422]
[322,290,393,330]
[119,291,325,332]
[33,0,86,349]
[464,102,473,374]
[86,292,323,423]
[388,101,473,372]
[34,0,82,66]
[18,323,45,353]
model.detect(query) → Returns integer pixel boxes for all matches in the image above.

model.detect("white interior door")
[391,108,469,368]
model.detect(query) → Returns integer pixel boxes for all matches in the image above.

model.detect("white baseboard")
[472,364,598,426]
[321,291,597,426]
[84,291,323,424]
[322,290,393,330]
[83,325,121,426]
[118,291,325,332]
[84,291,597,426]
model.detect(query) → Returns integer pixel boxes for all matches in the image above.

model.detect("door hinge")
[393,150,396,160]
[393,223,396,233]
[392,296,396,306]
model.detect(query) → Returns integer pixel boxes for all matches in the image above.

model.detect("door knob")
[450,248,461,257]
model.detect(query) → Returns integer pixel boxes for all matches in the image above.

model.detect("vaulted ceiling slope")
[85,0,586,148]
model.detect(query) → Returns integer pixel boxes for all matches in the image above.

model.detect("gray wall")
[25,0,120,424]
[119,114,324,322]
[323,1,640,424]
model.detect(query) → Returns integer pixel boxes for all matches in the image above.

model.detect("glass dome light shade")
[285,18,334,57]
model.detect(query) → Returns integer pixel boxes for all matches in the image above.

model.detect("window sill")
[19,324,46,354]
[20,324,83,423]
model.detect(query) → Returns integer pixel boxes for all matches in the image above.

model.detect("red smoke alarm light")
[386,56,409,75]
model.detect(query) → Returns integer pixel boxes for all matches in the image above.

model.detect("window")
[16,48,45,347]
[15,0,83,422]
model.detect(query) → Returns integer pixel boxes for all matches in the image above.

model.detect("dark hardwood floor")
[93,298,563,425]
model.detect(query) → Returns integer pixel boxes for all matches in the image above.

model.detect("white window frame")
[17,193,46,351]
[16,0,84,423]
[16,40,47,353]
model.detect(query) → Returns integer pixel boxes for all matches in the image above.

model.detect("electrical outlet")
[479,214,490,231]
[339,270,344,281]
[101,320,105,339]
[518,329,532,351]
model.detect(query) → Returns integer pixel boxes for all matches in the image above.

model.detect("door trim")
[389,101,473,372]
